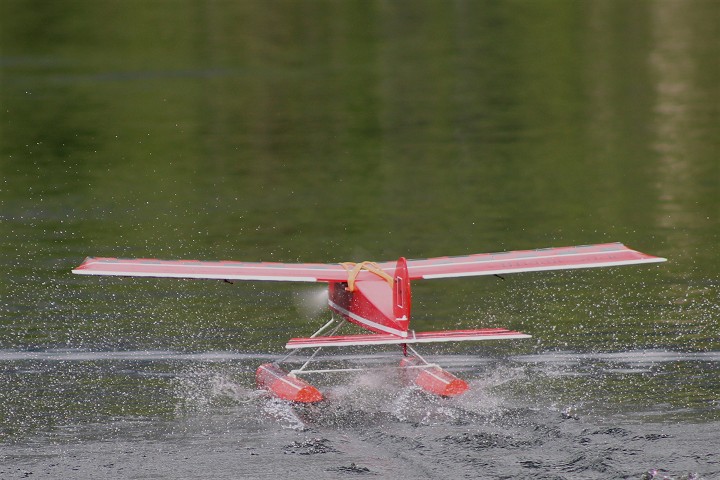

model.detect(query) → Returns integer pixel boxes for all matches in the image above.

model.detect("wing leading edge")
[72,243,665,282]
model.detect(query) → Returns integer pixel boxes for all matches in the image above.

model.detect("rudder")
[393,257,411,331]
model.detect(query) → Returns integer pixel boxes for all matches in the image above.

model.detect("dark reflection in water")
[1,0,719,478]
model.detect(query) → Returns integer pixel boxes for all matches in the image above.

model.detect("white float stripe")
[420,365,452,385]
[258,365,302,391]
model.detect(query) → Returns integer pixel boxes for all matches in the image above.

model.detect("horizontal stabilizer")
[285,328,531,349]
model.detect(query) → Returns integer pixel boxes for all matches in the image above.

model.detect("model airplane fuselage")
[73,242,665,402]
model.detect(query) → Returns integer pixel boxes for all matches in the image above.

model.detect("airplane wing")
[72,243,665,283]
[72,257,352,282]
[403,242,666,280]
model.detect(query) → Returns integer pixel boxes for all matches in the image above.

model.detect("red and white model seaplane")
[73,242,665,403]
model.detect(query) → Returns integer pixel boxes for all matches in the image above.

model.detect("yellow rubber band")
[340,261,394,292]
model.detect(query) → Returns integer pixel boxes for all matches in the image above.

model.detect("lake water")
[1,1,719,478]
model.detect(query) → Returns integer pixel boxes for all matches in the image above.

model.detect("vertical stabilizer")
[393,257,412,331]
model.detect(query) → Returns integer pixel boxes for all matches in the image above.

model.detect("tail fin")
[393,257,412,331]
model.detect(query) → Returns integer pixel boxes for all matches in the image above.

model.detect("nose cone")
[294,385,324,403]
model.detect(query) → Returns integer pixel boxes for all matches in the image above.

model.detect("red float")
[400,356,469,397]
[255,363,323,403]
